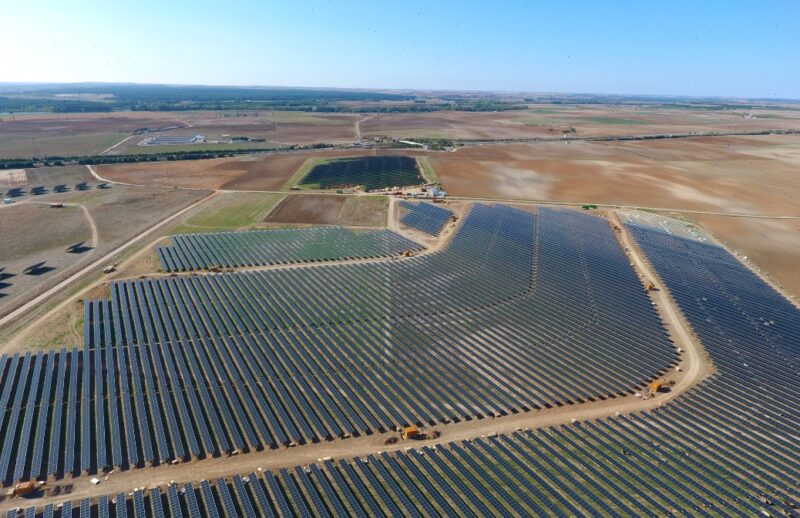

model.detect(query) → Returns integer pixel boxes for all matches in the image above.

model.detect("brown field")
[0,110,363,159]
[362,105,800,140]
[265,194,387,227]
[429,135,800,216]
[0,113,184,158]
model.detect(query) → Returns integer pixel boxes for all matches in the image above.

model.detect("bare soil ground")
[0,113,181,158]
[0,110,361,159]
[0,204,91,317]
[361,105,800,140]
[264,194,345,224]
[430,135,800,217]
[264,194,387,227]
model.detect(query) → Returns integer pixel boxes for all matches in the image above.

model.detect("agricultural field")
[360,104,800,140]
[264,194,387,227]
[168,192,284,234]
[296,156,423,190]
[0,113,182,159]
[0,110,362,160]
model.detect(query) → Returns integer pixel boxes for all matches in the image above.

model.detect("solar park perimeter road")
[0,205,678,487]
[4,211,800,517]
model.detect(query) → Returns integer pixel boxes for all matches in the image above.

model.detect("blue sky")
[1,0,798,98]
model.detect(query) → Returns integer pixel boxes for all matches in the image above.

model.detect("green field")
[171,192,284,233]
[417,156,439,183]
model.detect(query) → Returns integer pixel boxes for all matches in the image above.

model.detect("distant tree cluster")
[0,143,335,170]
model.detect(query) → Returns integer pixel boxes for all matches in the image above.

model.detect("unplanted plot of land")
[430,135,800,217]
[0,204,92,316]
[264,194,387,226]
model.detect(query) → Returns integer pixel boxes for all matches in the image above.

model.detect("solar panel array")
[0,206,676,485]
[399,201,453,236]
[12,407,799,518]
[156,227,423,272]
[4,211,798,516]
[299,156,423,191]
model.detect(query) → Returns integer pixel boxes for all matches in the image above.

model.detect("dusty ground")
[264,194,387,227]
[99,149,429,191]
[0,110,363,159]
[361,105,800,140]
[0,113,184,158]
[429,135,800,216]
[0,204,92,317]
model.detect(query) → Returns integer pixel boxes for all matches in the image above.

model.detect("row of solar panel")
[0,206,677,485]
[157,228,423,272]
[8,419,792,518]
[13,216,799,516]
[398,201,453,236]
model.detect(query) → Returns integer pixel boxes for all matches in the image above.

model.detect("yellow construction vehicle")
[401,426,420,440]
[648,380,663,396]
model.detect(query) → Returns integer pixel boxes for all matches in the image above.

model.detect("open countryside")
[1,1,799,517]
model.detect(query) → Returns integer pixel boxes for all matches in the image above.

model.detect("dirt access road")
[0,208,715,513]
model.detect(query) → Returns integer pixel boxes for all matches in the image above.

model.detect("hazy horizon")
[1,1,798,98]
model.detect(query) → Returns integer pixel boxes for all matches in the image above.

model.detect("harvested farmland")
[264,194,387,227]
[298,156,423,191]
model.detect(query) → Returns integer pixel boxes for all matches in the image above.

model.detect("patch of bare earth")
[264,194,347,224]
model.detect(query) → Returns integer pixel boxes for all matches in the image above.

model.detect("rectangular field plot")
[399,200,454,236]
[298,156,423,191]
[157,227,422,271]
